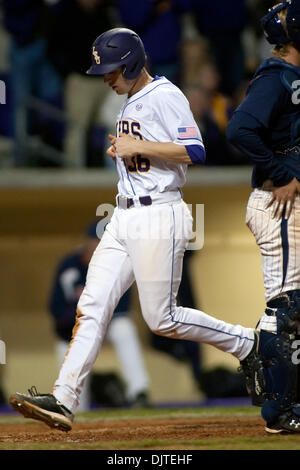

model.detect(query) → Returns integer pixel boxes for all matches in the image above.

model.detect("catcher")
[227,0,300,433]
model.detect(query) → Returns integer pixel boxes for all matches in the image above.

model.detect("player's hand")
[114,133,141,159]
[108,134,116,145]
[266,177,300,220]
[106,134,117,162]
[106,145,116,162]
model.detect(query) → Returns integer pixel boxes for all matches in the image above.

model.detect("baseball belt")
[116,190,182,210]
[117,195,152,209]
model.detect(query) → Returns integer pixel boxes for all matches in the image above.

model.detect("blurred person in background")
[116,0,193,86]
[2,0,62,166]
[49,221,151,410]
[191,0,248,97]
[196,61,233,135]
[47,0,115,167]
[184,83,234,166]
[180,37,210,86]
[183,59,249,165]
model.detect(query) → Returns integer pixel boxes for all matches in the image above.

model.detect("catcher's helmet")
[261,1,300,47]
[86,28,146,79]
[286,0,300,46]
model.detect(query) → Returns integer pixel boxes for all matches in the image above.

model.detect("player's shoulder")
[250,60,283,86]
[250,57,300,93]
[148,76,188,105]
[149,76,183,94]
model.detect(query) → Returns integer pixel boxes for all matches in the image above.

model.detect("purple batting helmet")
[86,28,146,79]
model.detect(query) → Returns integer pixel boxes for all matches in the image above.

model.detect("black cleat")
[266,404,300,434]
[9,386,73,432]
[265,410,300,434]
[278,409,300,433]
[238,330,266,407]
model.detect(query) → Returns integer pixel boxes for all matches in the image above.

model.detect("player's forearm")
[113,134,205,164]
[135,141,192,164]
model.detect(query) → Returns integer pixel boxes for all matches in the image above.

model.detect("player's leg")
[128,200,255,360]
[55,339,91,412]
[9,39,36,165]
[246,189,300,432]
[246,190,300,302]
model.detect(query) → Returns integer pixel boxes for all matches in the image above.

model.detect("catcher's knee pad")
[259,329,298,424]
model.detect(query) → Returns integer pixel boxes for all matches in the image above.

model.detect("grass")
[0,404,260,426]
[68,405,262,421]
[1,436,300,451]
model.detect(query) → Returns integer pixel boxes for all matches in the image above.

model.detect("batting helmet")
[261,1,300,47]
[86,28,146,79]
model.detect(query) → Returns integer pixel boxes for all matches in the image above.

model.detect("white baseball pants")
[55,339,91,412]
[53,194,254,413]
[246,189,300,333]
[246,189,300,302]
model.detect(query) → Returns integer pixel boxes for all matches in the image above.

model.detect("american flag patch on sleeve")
[178,127,197,139]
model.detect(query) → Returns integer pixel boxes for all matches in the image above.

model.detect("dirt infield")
[1,407,300,451]
[0,416,267,449]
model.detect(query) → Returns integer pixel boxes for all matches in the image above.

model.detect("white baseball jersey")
[115,76,204,196]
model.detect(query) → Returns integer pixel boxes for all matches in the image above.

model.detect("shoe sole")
[265,426,285,434]
[265,425,295,434]
[9,394,72,432]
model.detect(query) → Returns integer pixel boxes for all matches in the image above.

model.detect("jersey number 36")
[118,120,151,173]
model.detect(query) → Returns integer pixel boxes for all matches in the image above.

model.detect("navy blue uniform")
[227,57,300,187]
[49,251,131,342]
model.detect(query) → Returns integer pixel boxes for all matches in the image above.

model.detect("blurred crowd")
[0,0,277,168]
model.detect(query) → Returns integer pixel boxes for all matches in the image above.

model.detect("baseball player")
[227,1,300,433]
[10,28,264,431]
